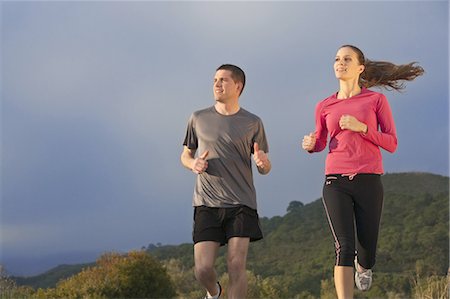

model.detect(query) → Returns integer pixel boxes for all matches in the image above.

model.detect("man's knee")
[227,255,246,276]
[195,264,214,280]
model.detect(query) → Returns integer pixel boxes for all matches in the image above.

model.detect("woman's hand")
[339,115,368,133]
[302,132,316,151]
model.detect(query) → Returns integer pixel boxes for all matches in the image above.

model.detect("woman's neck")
[338,79,362,99]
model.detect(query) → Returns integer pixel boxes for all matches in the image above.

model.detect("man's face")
[213,69,241,102]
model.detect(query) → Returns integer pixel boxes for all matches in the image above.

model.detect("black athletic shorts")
[193,205,263,246]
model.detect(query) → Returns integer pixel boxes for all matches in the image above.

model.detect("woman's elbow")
[387,138,398,153]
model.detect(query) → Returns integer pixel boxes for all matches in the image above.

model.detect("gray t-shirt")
[183,106,269,210]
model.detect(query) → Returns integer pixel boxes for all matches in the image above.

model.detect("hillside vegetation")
[149,172,449,298]
[11,172,449,298]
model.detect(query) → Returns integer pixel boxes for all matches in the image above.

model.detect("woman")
[302,45,424,299]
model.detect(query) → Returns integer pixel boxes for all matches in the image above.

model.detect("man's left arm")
[253,142,271,175]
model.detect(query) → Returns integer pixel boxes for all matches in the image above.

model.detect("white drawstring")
[342,173,358,180]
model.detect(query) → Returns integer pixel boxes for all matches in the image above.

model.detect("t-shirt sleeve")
[252,119,269,153]
[182,113,198,149]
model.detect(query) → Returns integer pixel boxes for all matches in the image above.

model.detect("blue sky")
[1,1,448,275]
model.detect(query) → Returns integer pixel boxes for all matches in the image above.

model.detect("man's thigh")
[194,241,220,268]
[227,237,250,264]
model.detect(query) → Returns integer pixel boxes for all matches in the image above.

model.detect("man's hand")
[253,143,269,169]
[192,150,209,174]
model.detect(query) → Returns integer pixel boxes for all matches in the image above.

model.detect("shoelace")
[357,270,372,286]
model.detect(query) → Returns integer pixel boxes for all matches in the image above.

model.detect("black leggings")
[322,174,383,268]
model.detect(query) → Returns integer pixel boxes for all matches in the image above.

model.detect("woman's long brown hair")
[340,45,425,91]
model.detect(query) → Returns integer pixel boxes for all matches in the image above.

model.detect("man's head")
[216,64,246,96]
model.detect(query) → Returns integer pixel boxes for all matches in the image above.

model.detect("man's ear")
[237,82,243,93]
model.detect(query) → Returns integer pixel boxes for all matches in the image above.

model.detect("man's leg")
[194,241,221,297]
[227,237,250,299]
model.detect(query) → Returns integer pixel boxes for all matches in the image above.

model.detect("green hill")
[12,263,94,290]
[14,172,449,298]
[149,172,449,298]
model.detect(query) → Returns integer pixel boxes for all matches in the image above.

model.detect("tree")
[0,265,34,299]
[38,251,176,298]
[287,200,304,213]
[0,265,16,298]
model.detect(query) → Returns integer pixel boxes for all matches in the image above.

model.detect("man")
[181,64,271,299]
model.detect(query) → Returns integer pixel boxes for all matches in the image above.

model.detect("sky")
[1,1,448,275]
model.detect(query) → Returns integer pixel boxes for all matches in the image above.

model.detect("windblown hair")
[217,64,246,95]
[340,45,425,91]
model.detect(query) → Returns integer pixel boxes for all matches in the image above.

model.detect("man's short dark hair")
[216,64,246,95]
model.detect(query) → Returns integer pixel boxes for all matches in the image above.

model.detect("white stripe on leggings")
[322,197,341,265]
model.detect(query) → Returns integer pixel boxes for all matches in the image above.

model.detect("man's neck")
[214,101,240,115]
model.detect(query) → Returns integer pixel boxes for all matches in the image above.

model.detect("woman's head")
[334,45,366,81]
[339,45,366,65]
[335,44,425,91]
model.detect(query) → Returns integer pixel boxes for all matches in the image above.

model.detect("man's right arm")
[181,146,196,171]
[181,146,209,174]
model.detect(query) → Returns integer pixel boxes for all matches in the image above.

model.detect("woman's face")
[334,47,365,81]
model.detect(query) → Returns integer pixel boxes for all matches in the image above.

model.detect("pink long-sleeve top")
[312,88,397,175]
